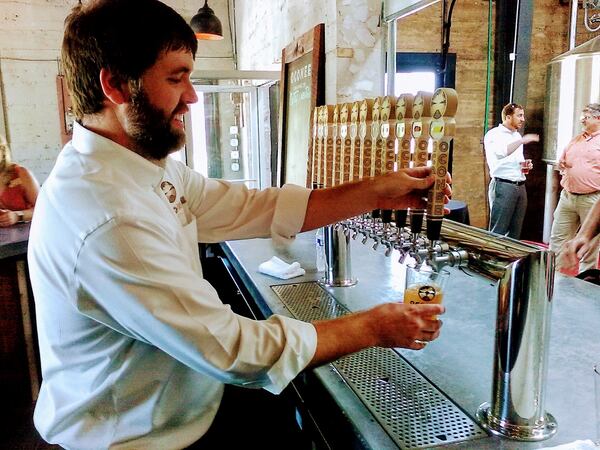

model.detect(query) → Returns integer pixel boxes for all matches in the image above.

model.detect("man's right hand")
[364,302,445,349]
[310,302,445,367]
[559,237,590,272]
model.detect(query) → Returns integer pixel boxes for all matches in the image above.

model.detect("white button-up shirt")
[28,123,317,449]
[484,123,525,181]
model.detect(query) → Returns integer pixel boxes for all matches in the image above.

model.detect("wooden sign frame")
[277,23,325,187]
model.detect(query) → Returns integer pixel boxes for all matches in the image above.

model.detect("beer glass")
[404,265,449,318]
[520,159,533,174]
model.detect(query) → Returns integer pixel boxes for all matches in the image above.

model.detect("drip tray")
[271,282,487,449]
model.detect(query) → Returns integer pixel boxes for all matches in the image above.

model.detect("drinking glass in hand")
[520,159,533,174]
[404,265,449,319]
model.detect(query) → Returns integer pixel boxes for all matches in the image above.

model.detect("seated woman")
[0,135,40,227]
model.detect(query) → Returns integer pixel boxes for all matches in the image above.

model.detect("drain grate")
[271,282,487,449]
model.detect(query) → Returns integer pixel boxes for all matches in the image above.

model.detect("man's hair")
[583,103,600,118]
[0,134,12,174]
[501,103,524,121]
[61,0,197,119]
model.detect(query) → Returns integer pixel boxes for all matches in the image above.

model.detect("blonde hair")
[0,135,12,175]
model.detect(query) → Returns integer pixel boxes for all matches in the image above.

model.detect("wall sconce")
[190,1,224,40]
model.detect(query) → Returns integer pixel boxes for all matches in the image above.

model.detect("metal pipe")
[543,163,560,243]
[323,224,357,287]
[437,221,557,440]
[476,250,556,440]
[385,18,397,96]
[568,0,578,50]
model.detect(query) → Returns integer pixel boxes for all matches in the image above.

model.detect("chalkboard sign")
[278,24,324,187]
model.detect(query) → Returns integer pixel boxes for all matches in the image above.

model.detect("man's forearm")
[505,139,523,156]
[309,311,376,367]
[301,178,376,231]
[579,199,600,240]
[300,167,438,232]
[308,302,445,367]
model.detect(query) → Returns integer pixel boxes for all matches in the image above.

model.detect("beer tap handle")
[409,91,432,237]
[426,88,458,241]
[311,106,319,189]
[356,98,379,221]
[394,93,414,230]
[339,103,350,185]
[323,105,335,189]
[349,101,360,182]
[316,106,325,189]
[331,105,340,187]
[378,95,396,224]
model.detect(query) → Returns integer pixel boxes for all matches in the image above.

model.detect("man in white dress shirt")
[27,1,450,449]
[484,103,539,239]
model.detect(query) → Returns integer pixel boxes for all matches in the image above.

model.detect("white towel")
[258,256,305,280]
[539,440,597,450]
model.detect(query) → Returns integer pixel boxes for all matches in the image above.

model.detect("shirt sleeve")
[74,217,317,394]
[178,166,311,245]
[484,129,509,158]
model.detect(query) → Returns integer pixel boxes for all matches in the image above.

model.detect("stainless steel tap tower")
[444,221,557,441]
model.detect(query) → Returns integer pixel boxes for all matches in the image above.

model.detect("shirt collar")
[583,129,600,140]
[499,123,517,133]
[71,122,164,189]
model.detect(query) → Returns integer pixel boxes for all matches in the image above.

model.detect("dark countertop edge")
[0,223,30,260]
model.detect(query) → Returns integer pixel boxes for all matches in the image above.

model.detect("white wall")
[234,0,384,104]
[0,0,384,183]
[0,0,235,183]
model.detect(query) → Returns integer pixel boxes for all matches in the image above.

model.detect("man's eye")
[168,78,181,84]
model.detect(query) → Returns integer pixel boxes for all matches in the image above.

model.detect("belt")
[569,191,599,195]
[495,178,525,186]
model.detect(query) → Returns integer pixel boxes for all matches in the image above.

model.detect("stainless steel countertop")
[0,222,30,260]
[222,230,600,449]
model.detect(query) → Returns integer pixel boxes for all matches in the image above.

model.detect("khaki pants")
[550,190,600,272]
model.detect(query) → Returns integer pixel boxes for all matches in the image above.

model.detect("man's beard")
[127,87,186,160]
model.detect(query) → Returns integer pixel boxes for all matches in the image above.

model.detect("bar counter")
[0,222,30,259]
[221,230,600,449]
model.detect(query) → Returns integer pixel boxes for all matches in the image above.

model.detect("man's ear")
[99,68,130,105]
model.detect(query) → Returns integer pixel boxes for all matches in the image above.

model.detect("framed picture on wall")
[277,23,324,187]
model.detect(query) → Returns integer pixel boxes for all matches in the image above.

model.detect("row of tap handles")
[310,88,462,267]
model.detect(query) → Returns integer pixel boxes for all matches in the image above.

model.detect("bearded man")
[28,1,450,448]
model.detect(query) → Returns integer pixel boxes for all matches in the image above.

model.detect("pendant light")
[190,1,224,40]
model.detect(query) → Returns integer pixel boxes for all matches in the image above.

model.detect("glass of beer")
[520,159,532,174]
[404,265,449,318]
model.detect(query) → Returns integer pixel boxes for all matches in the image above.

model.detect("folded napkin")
[539,440,597,450]
[258,256,305,280]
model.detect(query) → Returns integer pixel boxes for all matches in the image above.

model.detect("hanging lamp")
[190,0,224,40]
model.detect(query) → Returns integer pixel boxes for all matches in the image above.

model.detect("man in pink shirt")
[550,103,600,272]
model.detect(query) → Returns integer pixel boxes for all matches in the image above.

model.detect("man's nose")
[183,79,198,105]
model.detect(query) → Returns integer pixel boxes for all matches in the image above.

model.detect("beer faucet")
[394,93,414,229]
